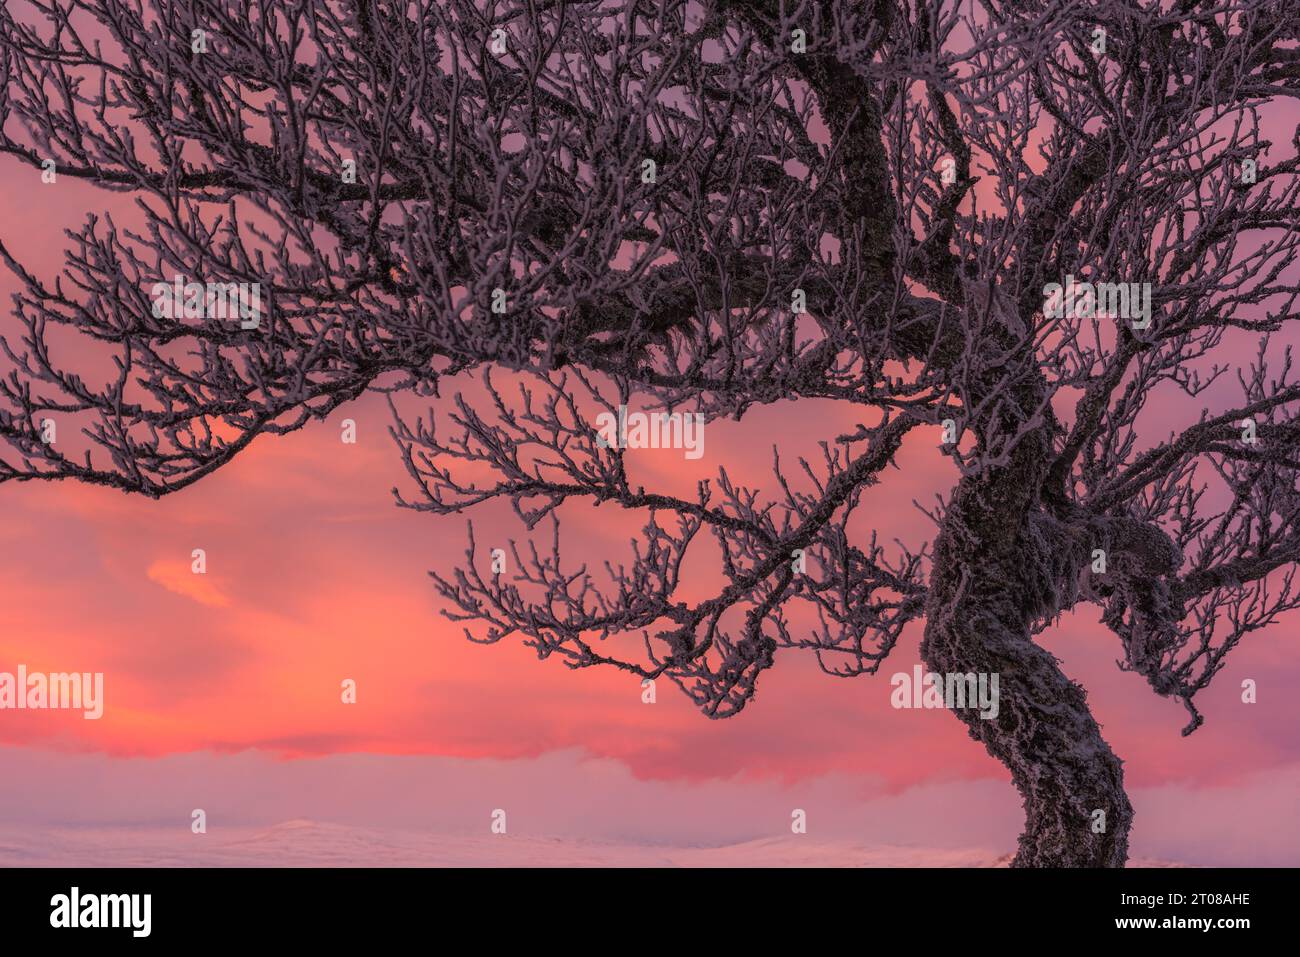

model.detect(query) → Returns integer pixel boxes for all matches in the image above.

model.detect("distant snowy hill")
[0,820,1189,867]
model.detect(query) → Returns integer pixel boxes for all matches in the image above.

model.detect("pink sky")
[1,92,1298,865]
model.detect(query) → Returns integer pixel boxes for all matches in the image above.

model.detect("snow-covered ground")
[0,820,1187,867]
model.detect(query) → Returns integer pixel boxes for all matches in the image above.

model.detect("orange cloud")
[146,559,231,608]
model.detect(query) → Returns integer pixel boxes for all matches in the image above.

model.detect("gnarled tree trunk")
[921,442,1134,867]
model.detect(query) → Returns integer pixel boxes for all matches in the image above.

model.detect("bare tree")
[2,0,1299,866]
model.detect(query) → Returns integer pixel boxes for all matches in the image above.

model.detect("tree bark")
[921,454,1134,867]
